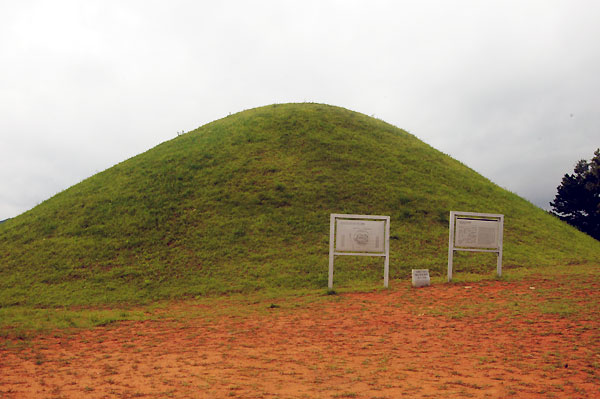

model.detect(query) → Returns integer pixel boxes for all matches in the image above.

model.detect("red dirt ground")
[2,279,599,398]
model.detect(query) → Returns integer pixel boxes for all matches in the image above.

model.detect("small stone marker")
[412,269,430,288]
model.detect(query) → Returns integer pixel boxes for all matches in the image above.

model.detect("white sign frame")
[447,211,504,282]
[329,214,390,289]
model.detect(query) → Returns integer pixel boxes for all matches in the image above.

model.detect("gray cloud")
[1,0,599,219]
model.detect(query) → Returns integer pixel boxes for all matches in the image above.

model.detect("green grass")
[0,103,598,309]
[1,263,598,342]
[0,306,148,341]
[425,263,600,321]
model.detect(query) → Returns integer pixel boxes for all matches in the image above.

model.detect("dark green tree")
[550,149,600,240]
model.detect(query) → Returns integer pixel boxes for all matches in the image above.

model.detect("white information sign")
[447,211,504,282]
[329,214,390,290]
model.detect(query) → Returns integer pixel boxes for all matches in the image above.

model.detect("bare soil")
[2,278,600,398]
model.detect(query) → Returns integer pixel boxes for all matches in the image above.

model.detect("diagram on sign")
[335,219,385,252]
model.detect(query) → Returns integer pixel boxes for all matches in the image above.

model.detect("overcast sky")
[1,0,599,220]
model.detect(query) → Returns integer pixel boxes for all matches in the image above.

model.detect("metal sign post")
[329,214,390,289]
[448,211,504,282]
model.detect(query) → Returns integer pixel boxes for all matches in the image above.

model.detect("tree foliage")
[550,149,600,240]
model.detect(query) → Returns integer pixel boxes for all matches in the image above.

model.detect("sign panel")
[335,219,385,253]
[455,218,499,249]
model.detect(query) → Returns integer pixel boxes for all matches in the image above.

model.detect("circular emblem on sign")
[353,230,369,245]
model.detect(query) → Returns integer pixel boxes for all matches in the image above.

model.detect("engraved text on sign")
[455,219,499,249]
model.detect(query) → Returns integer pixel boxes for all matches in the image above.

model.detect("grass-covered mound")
[1,103,598,306]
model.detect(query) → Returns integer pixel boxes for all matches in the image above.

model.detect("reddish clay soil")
[2,279,600,398]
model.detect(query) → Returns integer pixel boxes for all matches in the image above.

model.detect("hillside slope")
[1,103,598,306]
